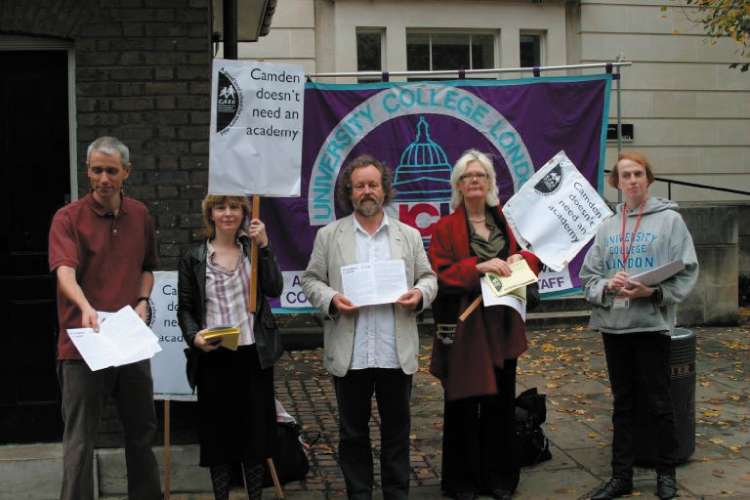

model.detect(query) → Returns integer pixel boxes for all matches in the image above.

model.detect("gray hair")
[86,136,130,166]
[450,149,500,209]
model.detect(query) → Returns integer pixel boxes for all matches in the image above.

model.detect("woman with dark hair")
[581,152,698,500]
[428,150,540,500]
[178,194,284,500]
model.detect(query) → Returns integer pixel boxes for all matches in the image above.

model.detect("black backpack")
[262,421,310,486]
[515,387,552,467]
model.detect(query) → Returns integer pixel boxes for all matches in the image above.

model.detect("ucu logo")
[397,202,451,240]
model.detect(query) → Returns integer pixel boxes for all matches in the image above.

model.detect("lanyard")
[620,201,645,269]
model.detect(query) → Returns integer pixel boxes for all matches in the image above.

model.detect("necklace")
[468,217,486,222]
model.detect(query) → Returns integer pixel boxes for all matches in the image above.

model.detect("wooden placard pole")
[266,458,285,499]
[458,296,482,322]
[163,399,171,499]
[248,195,261,312]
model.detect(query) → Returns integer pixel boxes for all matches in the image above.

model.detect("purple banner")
[262,75,612,311]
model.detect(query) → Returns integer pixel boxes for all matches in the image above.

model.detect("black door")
[0,50,70,443]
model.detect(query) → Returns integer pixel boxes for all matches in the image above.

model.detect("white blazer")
[302,214,437,377]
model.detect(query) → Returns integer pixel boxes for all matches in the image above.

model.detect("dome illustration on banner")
[392,116,453,244]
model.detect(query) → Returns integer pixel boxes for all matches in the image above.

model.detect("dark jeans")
[441,359,519,495]
[333,368,412,500]
[58,359,162,500]
[603,332,677,478]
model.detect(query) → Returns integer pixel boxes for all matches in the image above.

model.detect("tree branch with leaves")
[680,0,750,71]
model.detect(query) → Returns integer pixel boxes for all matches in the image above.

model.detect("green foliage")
[685,0,750,71]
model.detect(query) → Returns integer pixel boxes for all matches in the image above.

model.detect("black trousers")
[603,332,677,478]
[441,359,519,495]
[333,368,412,500]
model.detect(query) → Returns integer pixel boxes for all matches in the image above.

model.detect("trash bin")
[634,328,696,466]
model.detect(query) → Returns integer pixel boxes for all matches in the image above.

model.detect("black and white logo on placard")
[216,69,242,134]
[534,165,563,195]
[146,298,157,328]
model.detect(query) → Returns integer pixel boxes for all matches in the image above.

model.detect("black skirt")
[196,344,276,467]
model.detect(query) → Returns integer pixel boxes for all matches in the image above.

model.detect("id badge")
[613,297,630,310]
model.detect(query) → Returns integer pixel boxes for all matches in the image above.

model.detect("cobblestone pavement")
[171,324,750,499]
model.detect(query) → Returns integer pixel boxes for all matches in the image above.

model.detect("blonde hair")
[200,195,251,238]
[450,149,500,209]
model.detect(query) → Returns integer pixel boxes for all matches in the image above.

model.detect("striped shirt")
[204,241,255,346]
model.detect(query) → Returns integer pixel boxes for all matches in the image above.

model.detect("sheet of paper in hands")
[627,260,685,286]
[480,279,528,321]
[484,259,538,297]
[67,306,162,371]
[201,325,240,351]
[502,151,613,271]
[341,259,408,307]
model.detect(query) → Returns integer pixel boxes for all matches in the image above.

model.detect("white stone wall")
[327,0,567,81]
[240,0,568,80]
[237,0,318,74]
[577,0,750,202]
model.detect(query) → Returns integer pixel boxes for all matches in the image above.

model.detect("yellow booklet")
[201,325,240,351]
[484,259,538,297]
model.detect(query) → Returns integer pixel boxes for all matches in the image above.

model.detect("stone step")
[0,443,62,500]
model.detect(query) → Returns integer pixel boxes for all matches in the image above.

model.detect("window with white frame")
[356,28,385,82]
[519,32,544,68]
[406,31,495,77]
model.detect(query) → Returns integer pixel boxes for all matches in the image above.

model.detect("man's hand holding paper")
[66,305,161,371]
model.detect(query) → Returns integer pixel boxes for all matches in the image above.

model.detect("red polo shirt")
[48,193,158,360]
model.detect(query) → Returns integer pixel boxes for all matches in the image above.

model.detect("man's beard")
[354,197,382,217]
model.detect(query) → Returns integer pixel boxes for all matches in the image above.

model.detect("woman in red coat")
[428,149,539,500]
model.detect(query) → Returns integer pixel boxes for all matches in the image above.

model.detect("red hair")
[608,151,655,189]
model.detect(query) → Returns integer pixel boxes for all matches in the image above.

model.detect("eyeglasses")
[460,172,488,182]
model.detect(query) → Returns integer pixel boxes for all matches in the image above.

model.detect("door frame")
[0,35,77,199]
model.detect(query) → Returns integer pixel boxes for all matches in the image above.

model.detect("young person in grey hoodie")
[580,151,699,500]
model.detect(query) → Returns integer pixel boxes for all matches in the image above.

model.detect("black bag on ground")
[262,421,310,486]
[515,387,552,467]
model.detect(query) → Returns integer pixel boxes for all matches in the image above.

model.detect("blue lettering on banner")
[308,83,535,225]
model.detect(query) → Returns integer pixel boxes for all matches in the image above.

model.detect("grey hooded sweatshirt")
[580,196,699,334]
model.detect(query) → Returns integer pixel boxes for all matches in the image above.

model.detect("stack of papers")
[67,306,162,371]
[202,325,240,351]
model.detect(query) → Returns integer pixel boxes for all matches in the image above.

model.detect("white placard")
[209,59,305,197]
[341,260,408,307]
[502,151,613,272]
[148,271,195,399]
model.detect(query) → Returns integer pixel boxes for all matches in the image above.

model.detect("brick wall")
[2,0,214,447]
[1,0,213,269]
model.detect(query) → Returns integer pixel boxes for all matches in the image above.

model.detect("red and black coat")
[427,203,540,401]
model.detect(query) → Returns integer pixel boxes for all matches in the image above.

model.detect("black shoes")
[490,488,513,500]
[656,472,677,499]
[453,492,476,500]
[590,477,633,500]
